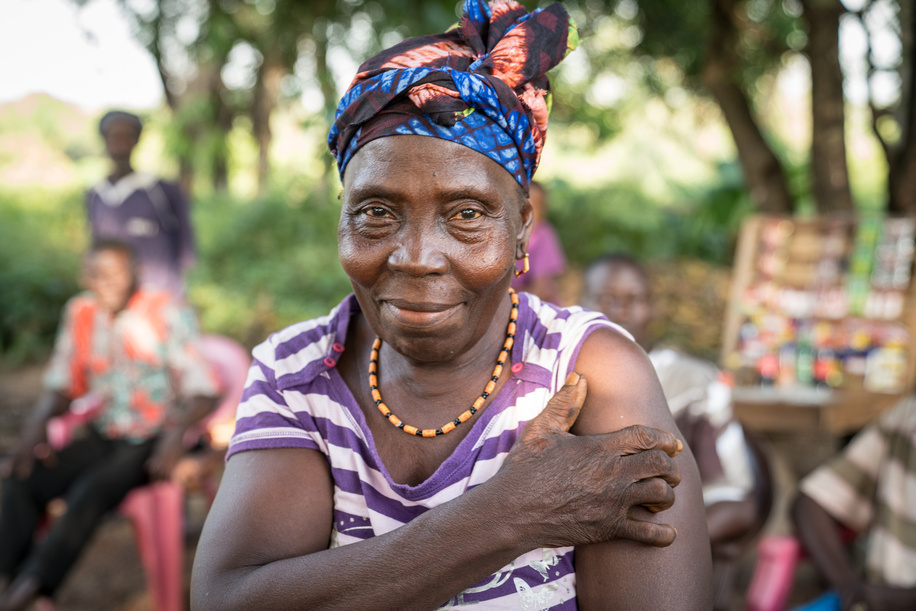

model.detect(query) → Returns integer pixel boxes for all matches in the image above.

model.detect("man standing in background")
[87,111,196,297]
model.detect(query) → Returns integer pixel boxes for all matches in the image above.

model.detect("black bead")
[481,392,489,398]
[453,418,461,426]
[491,376,499,382]
[435,429,443,435]
[507,333,514,338]
[384,412,392,419]
[415,430,423,436]
[397,422,405,429]
[375,399,382,406]
[470,407,477,414]
[370,385,377,390]
[497,360,504,366]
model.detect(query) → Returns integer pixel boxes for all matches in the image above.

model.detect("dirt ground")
[0,365,833,610]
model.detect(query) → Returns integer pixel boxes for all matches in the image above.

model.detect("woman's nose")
[387,230,449,277]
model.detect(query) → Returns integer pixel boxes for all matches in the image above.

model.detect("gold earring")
[514,252,530,278]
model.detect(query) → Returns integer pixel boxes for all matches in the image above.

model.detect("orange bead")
[422,429,437,438]
[473,397,486,409]
[390,415,402,427]
[485,380,496,394]
[504,337,514,350]
[369,362,377,373]
[379,404,390,415]
[458,410,472,422]
[507,322,517,335]
[493,364,503,378]
[441,422,456,434]
[371,389,382,402]
[403,425,418,436]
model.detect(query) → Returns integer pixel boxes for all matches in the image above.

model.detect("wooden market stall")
[721,215,916,434]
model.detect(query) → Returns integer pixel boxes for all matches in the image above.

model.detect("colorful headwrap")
[328,0,578,191]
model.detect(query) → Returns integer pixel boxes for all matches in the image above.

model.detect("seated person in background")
[792,397,916,611]
[510,181,568,304]
[581,253,759,554]
[87,110,196,296]
[0,240,219,611]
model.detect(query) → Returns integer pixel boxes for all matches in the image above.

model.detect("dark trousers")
[0,428,155,595]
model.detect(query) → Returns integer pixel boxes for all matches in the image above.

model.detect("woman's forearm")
[192,480,530,610]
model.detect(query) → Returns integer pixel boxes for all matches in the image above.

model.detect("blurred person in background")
[510,180,567,304]
[0,240,219,611]
[581,253,760,557]
[792,397,916,611]
[87,111,196,297]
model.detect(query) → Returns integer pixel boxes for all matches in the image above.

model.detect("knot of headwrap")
[328,0,578,191]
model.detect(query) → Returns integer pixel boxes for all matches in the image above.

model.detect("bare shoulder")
[570,327,676,436]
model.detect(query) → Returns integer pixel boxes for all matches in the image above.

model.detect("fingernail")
[675,439,683,455]
[565,372,580,386]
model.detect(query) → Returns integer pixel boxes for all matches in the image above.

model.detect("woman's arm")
[571,328,713,609]
[192,376,684,610]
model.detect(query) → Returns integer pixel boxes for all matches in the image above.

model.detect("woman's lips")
[382,300,461,328]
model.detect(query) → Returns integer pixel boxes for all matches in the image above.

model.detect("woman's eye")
[364,206,388,218]
[456,208,482,220]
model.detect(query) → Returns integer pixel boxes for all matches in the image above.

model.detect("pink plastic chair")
[47,334,250,611]
[746,526,859,611]
[745,535,803,611]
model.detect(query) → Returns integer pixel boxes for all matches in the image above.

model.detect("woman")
[192,2,712,608]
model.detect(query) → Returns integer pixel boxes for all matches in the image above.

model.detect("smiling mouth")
[382,300,462,328]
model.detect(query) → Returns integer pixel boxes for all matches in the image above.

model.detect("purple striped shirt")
[230,292,630,609]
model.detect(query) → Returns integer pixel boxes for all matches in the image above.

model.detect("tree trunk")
[314,37,341,195]
[888,0,916,213]
[703,0,794,214]
[802,0,854,213]
[252,58,284,194]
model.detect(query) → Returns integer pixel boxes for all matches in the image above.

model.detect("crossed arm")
[191,328,712,609]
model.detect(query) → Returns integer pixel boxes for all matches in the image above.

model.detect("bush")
[188,186,351,348]
[0,189,86,365]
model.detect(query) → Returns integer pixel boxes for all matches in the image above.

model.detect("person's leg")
[0,431,110,582]
[13,435,156,600]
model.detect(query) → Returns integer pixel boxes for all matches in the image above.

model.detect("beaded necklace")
[368,288,520,437]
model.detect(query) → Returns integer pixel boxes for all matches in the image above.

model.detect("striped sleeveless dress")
[229,292,628,609]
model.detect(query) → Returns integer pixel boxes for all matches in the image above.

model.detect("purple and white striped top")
[229,292,630,609]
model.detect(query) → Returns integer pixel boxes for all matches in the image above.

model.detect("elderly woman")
[192,2,712,608]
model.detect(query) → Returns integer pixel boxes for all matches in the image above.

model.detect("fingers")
[626,477,676,513]
[620,448,682,488]
[524,372,588,438]
[607,425,682,458]
[618,516,678,548]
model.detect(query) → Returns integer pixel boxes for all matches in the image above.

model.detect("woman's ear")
[516,196,534,259]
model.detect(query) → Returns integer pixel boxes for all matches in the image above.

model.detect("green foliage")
[547,161,754,266]
[0,190,86,365]
[187,182,352,347]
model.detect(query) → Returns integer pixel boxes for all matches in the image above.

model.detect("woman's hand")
[496,372,682,550]
[147,430,186,480]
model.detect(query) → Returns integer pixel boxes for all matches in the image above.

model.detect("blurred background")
[2,0,910,365]
[0,0,913,608]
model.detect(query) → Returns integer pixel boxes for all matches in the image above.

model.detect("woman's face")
[339,135,533,362]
